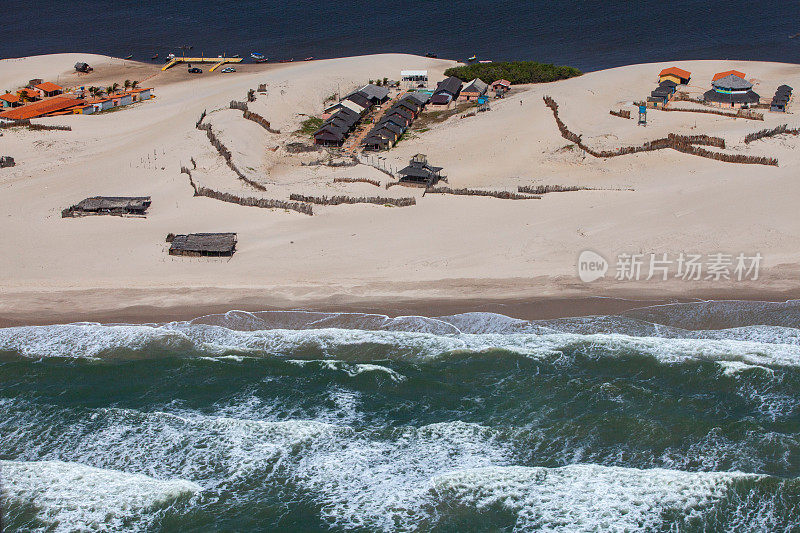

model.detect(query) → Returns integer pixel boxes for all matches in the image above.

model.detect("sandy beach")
[3,53,800,324]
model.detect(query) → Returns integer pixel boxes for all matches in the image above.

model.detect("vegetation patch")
[444,61,582,85]
[296,117,324,136]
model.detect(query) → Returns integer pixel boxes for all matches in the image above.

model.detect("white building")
[401,70,428,88]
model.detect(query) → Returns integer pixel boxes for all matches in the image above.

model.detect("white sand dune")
[2,53,800,318]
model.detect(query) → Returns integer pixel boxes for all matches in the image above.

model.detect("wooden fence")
[744,124,800,144]
[181,165,313,215]
[229,101,281,133]
[543,96,777,166]
[333,177,381,187]
[289,193,415,207]
[609,109,631,119]
[424,186,540,200]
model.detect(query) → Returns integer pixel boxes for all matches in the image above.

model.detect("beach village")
[0,63,153,121]
[1,52,800,302]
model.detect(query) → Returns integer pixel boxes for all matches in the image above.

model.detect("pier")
[162,57,243,72]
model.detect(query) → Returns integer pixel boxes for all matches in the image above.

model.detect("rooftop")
[0,96,84,120]
[659,67,692,79]
[34,82,63,92]
[713,70,746,82]
[462,78,489,94]
[712,74,753,91]
[358,84,390,102]
[169,233,237,255]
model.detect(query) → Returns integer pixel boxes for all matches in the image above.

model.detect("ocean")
[2,0,800,71]
[1,302,799,531]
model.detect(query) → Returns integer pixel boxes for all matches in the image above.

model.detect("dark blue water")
[3,0,800,71]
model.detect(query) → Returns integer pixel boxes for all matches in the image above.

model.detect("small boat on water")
[151,53,159,60]
[124,54,133,60]
[251,52,267,62]
[467,55,477,62]
[478,60,492,64]
[425,52,438,58]
[304,57,314,61]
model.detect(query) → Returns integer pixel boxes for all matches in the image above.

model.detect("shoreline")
[2,284,800,327]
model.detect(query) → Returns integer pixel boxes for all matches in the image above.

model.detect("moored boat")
[251,52,267,62]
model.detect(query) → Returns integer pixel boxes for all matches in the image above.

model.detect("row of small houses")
[314,84,391,146]
[0,88,152,120]
[362,92,430,150]
[771,85,793,112]
[648,67,692,107]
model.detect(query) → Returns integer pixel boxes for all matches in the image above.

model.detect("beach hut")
[398,154,443,185]
[491,79,511,95]
[658,67,691,85]
[74,62,93,73]
[704,74,760,108]
[314,124,347,146]
[358,84,390,104]
[62,196,152,217]
[34,82,63,98]
[459,78,488,101]
[657,80,678,94]
[0,93,21,108]
[345,91,373,111]
[168,233,237,257]
[435,77,463,99]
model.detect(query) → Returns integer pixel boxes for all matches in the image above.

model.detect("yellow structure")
[162,57,243,71]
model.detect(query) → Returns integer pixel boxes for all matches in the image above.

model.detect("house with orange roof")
[0,92,22,109]
[0,96,84,120]
[34,82,63,98]
[16,88,40,103]
[659,67,691,85]
[712,70,746,82]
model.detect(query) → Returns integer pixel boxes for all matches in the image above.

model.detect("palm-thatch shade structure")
[168,233,237,257]
[62,196,151,217]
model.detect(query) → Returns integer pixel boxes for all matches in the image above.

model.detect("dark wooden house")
[398,154,443,185]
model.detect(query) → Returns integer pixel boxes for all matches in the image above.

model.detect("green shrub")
[443,61,582,85]
[297,116,324,136]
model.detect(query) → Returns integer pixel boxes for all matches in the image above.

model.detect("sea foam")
[1,459,201,532]
[431,464,761,532]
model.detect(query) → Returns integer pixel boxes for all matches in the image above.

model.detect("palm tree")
[131,80,140,89]
[111,82,120,94]
[124,79,131,90]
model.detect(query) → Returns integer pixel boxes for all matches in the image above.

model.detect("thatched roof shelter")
[169,232,237,257]
[62,196,151,217]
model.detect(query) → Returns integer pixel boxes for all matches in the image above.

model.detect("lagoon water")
[1,302,799,531]
[2,0,800,71]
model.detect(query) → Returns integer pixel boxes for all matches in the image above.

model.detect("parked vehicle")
[188,67,202,74]
[220,67,236,73]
